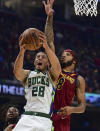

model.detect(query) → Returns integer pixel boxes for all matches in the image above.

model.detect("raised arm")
[40,35,61,80]
[13,44,30,82]
[44,44,61,80]
[43,0,55,52]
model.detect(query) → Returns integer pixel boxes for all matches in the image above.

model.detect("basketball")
[19,28,43,50]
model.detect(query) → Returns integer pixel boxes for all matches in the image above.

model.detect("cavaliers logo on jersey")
[57,77,65,90]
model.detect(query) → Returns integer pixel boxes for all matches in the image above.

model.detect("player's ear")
[73,60,76,65]
[34,59,36,67]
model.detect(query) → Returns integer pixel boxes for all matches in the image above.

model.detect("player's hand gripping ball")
[19,28,43,50]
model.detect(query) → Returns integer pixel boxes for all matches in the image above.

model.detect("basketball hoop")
[73,0,98,16]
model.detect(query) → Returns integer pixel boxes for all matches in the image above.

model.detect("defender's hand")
[58,106,73,116]
[38,33,48,48]
[42,0,54,16]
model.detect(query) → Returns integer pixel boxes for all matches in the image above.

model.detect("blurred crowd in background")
[0,5,100,94]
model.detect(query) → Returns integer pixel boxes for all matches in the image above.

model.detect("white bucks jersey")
[24,70,53,114]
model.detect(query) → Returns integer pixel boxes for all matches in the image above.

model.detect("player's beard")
[60,59,74,68]
[7,117,18,124]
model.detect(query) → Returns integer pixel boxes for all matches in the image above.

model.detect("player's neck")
[63,66,74,73]
[35,69,47,74]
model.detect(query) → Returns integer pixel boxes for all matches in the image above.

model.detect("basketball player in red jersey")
[43,0,86,131]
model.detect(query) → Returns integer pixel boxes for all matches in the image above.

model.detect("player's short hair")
[33,47,47,60]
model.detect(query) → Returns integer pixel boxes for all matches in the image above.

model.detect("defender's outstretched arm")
[43,0,55,52]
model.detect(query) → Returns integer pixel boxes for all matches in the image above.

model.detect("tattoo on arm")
[45,15,54,50]
[76,79,80,88]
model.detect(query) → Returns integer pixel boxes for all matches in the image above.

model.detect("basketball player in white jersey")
[13,33,61,131]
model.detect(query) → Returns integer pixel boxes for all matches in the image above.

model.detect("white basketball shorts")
[13,114,52,131]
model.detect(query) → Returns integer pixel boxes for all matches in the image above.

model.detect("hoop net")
[73,0,98,16]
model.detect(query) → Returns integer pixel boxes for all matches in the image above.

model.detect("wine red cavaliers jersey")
[52,70,79,131]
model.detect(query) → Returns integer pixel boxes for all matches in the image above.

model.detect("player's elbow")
[13,69,18,79]
[83,104,86,112]
[13,69,21,81]
[81,107,85,113]
[81,103,86,113]
[13,68,18,77]
[77,102,86,113]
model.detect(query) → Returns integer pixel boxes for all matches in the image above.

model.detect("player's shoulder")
[77,75,85,83]
[24,69,31,75]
